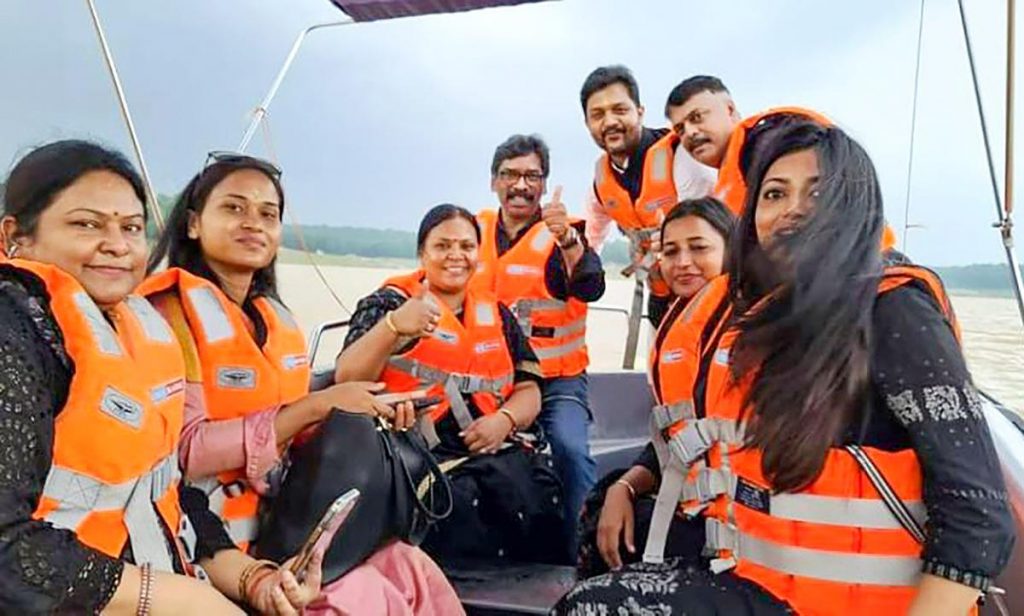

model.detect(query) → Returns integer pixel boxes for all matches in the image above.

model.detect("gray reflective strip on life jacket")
[443,379,476,431]
[644,452,691,563]
[532,336,586,360]
[42,454,179,572]
[675,467,925,531]
[668,419,745,465]
[186,286,235,343]
[520,318,587,339]
[192,476,259,545]
[387,357,513,395]
[512,298,567,319]
[264,296,300,331]
[705,519,922,587]
[73,291,123,356]
[530,226,554,252]
[475,302,497,327]
[123,296,174,344]
[417,414,441,449]
[652,400,695,431]
[649,146,670,183]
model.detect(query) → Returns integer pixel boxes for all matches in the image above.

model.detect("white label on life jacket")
[505,264,543,277]
[100,386,143,428]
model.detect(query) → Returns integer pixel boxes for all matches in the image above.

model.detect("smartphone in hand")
[374,389,441,413]
[288,488,360,581]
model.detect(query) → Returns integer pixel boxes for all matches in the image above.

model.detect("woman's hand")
[389,285,441,337]
[313,381,395,420]
[247,552,323,616]
[373,391,429,431]
[461,413,514,454]
[597,482,635,570]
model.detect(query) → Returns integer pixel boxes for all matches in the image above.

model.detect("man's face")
[668,90,738,169]
[584,83,644,159]
[491,153,546,222]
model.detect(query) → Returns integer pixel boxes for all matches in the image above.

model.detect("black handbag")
[255,410,453,583]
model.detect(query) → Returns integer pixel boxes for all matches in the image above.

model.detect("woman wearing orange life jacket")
[141,154,463,615]
[576,196,735,577]
[0,140,320,615]
[557,121,1014,616]
[337,205,565,565]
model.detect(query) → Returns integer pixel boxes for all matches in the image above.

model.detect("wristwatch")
[558,227,580,249]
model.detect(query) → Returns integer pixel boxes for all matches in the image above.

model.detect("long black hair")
[728,121,884,492]
[3,140,146,240]
[148,156,285,300]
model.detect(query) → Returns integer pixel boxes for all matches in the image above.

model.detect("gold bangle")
[614,478,637,501]
[239,559,279,605]
[384,310,400,335]
[498,408,517,434]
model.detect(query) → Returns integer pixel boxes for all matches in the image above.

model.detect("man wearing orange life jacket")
[580,65,717,317]
[664,74,900,252]
[471,134,605,559]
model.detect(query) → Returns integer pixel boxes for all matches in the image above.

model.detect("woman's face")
[754,148,820,247]
[188,168,282,276]
[660,214,727,299]
[5,170,147,310]
[418,217,479,294]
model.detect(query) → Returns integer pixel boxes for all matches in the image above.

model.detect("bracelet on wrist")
[384,310,400,336]
[239,559,279,606]
[614,478,637,501]
[558,227,580,249]
[498,407,518,434]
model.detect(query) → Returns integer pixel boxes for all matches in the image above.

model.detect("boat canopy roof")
[329,0,551,22]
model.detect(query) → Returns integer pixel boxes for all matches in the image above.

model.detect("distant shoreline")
[277,249,1017,300]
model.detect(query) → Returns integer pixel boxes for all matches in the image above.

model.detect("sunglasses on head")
[201,151,282,179]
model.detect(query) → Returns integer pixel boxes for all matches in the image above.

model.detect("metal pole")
[237,19,355,153]
[1006,0,1016,218]
[85,0,164,230]
[957,0,1024,327]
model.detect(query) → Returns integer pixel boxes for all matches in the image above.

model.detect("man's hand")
[541,185,569,241]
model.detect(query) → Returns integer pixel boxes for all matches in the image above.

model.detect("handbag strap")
[846,444,1010,614]
[387,427,454,523]
[845,445,926,543]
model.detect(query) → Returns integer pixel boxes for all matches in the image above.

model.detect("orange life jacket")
[379,270,516,442]
[713,106,898,252]
[138,268,310,550]
[471,209,589,378]
[655,266,962,615]
[11,259,187,572]
[594,131,679,296]
[642,278,733,562]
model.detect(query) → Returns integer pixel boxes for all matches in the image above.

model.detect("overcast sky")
[0,0,1017,266]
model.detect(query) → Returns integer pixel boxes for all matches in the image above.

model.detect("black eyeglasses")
[497,169,545,186]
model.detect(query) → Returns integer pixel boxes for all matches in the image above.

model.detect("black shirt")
[492,212,605,303]
[0,268,235,614]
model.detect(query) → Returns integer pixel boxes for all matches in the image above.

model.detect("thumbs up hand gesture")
[541,185,570,242]
[389,279,442,338]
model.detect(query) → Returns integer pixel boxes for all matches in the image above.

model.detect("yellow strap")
[149,290,203,382]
